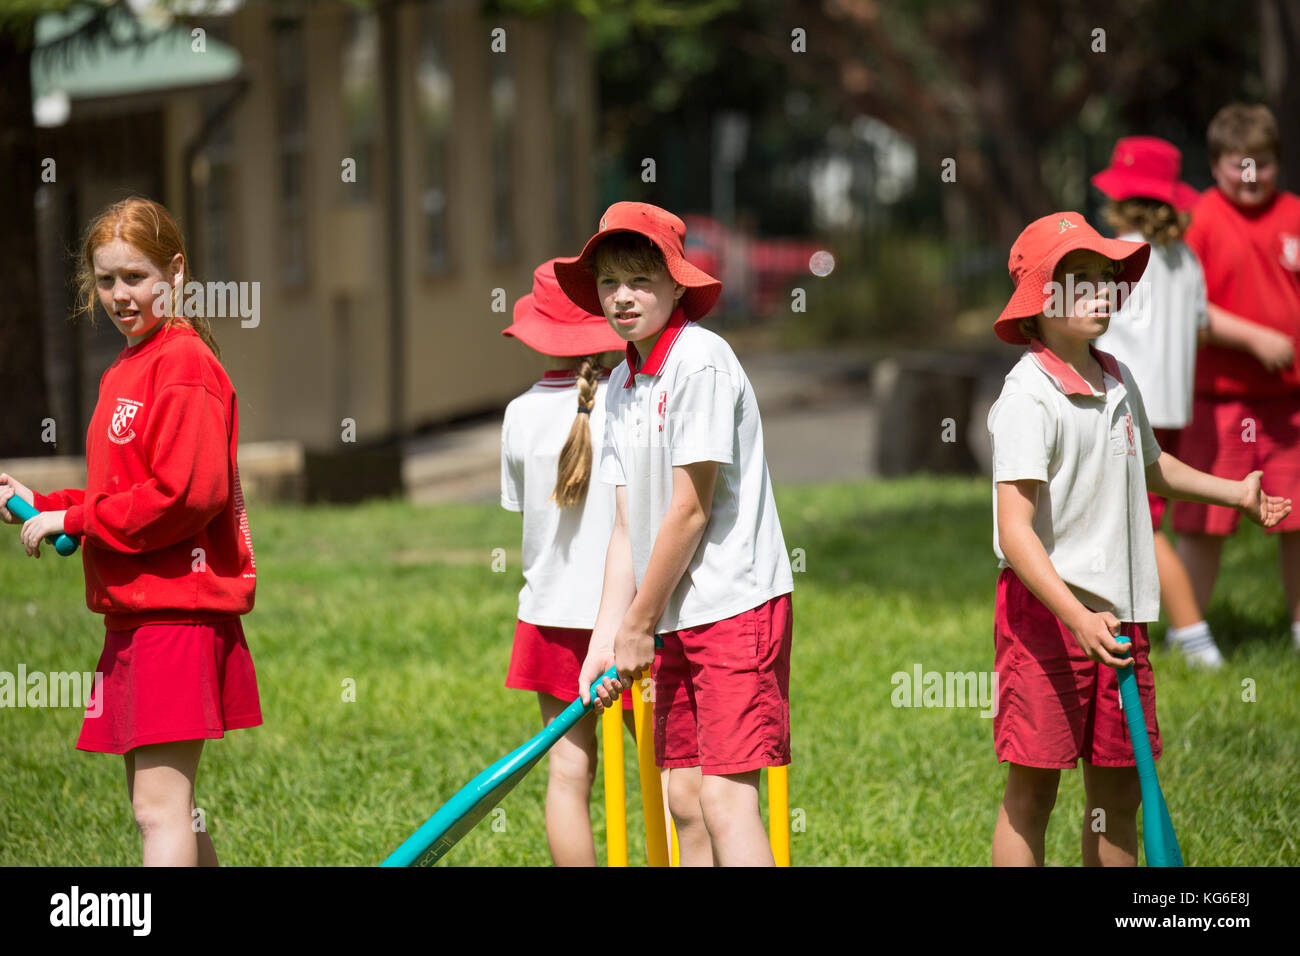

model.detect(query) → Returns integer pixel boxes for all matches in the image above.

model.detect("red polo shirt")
[33,325,256,629]
[1184,187,1300,397]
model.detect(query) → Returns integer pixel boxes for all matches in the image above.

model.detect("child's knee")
[1003,767,1060,820]
[1086,767,1141,814]
[547,744,595,793]
[697,771,759,823]
[130,793,189,836]
[667,771,704,825]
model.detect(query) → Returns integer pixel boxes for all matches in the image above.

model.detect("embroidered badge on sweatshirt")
[109,398,143,445]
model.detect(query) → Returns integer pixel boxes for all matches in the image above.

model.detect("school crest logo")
[1058,217,1077,234]
[109,398,143,445]
[1280,233,1300,271]
[657,389,667,433]
[1124,412,1136,456]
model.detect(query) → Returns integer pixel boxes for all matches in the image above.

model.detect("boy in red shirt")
[1174,104,1300,650]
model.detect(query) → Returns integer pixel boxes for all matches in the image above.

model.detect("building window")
[341,8,377,201]
[490,45,516,262]
[417,5,453,274]
[199,91,235,281]
[273,16,307,286]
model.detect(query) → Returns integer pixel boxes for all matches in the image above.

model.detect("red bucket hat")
[1090,136,1200,211]
[502,258,628,356]
[554,202,722,321]
[994,211,1150,345]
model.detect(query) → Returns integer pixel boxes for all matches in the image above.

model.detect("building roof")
[32,2,241,105]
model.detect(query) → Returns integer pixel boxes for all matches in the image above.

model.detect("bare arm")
[996,479,1133,668]
[1203,303,1294,372]
[580,484,638,706]
[1145,453,1291,526]
[580,462,718,706]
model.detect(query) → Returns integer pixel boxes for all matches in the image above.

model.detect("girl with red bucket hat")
[986,211,1290,865]
[1091,137,1224,667]
[499,258,633,865]
[561,203,795,867]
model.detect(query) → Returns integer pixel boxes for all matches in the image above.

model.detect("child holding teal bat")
[0,197,260,867]
[499,257,635,866]
[987,211,1291,866]
[563,203,794,867]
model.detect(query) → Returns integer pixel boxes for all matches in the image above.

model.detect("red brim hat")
[502,258,627,356]
[554,202,722,321]
[1090,135,1201,211]
[1090,169,1201,211]
[994,211,1151,345]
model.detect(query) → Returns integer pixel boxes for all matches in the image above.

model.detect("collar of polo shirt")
[1027,340,1124,397]
[622,307,691,388]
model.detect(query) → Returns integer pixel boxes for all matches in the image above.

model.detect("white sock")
[1167,620,1223,667]
[1292,621,1300,650]
[1168,621,1212,649]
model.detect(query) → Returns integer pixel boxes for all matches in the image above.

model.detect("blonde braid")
[551,356,601,508]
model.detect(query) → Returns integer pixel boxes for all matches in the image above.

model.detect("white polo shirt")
[502,369,616,629]
[1095,231,1208,428]
[599,310,794,633]
[988,342,1162,623]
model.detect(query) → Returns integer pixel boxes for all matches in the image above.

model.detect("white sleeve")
[1124,369,1162,464]
[988,391,1054,483]
[500,409,524,512]
[668,366,737,467]
[598,392,627,486]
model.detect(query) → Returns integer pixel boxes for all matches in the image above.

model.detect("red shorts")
[993,569,1160,769]
[77,618,262,755]
[507,620,632,710]
[653,593,792,775]
[1147,428,1180,533]
[1172,394,1300,535]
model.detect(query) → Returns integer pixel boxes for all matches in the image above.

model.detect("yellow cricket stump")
[768,764,790,867]
[632,671,671,866]
[601,703,627,867]
[604,671,790,867]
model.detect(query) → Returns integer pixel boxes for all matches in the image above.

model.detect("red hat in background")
[502,258,627,356]
[994,211,1151,345]
[1090,136,1200,211]
[554,202,722,321]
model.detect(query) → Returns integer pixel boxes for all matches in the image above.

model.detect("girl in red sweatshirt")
[0,197,260,866]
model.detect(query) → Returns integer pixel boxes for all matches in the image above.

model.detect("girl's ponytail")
[551,356,601,508]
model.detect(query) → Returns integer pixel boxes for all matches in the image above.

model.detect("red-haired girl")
[0,196,260,866]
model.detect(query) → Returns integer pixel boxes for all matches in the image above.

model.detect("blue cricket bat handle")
[4,495,79,556]
[1115,634,1183,867]
[380,665,621,867]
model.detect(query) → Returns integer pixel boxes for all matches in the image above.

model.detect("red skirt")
[507,619,633,710]
[77,617,262,754]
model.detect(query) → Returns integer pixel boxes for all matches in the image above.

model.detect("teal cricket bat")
[3,495,78,556]
[380,666,621,867]
[1116,634,1183,866]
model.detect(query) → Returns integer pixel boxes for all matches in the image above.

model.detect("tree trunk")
[1260,0,1300,192]
[0,18,52,458]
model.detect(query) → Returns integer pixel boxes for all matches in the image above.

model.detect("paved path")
[403,347,878,504]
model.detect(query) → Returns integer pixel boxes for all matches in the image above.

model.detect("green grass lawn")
[2,477,1297,866]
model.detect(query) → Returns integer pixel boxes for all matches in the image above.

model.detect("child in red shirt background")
[1173,104,1300,652]
[0,197,260,866]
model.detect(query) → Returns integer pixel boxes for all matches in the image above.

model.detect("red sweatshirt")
[33,325,256,629]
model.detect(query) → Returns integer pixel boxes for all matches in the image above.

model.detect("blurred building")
[32,0,596,480]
